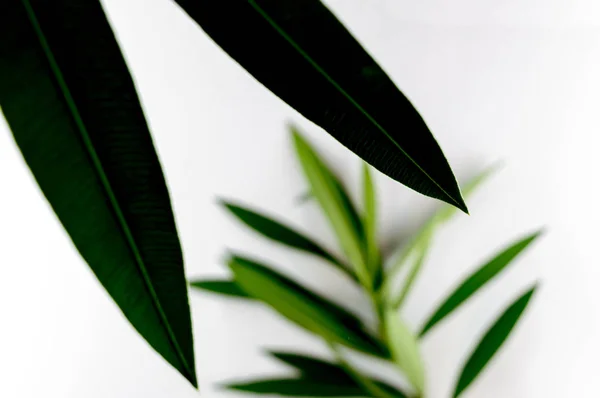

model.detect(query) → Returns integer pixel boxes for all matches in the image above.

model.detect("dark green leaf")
[189,279,252,299]
[221,200,355,281]
[270,351,357,384]
[228,255,387,358]
[292,129,370,287]
[173,0,466,211]
[420,231,541,337]
[0,1,196,385]
[227,379,366,397]
[453,286,537,398]
[232,351,408,397]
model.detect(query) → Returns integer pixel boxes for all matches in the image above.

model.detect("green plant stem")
[392,242,430,310]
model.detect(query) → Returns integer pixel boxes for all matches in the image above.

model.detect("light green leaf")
[384,309,426,394]
[386,165,500,299]
[392,239,431,309]
[221,200,355,281]
[363,163,381,282]
[228,254,387,358]
[189,279,252,299]
[292,128,370,288]
[453,285,537,397]
[1,1,195,386]
[420,230,542,337]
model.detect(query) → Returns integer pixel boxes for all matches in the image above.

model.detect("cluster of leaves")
[192,128,541,398]
[1,0,514,390]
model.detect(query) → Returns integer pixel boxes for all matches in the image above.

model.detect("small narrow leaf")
[420,231,541,337]
[226,379,368,397]
[221,200,355,281]
[292,129,370,287]
[384,310,426,394]
[173,0,466,210]
[453,286,537,398]
[232,351,409,397]
[386,165,500,294]
[363,164,381,281]
[270,351,360,384]
[1,1,195,385]
[392,240,430,310]
[228,255,387,358]
[189,280,252,299]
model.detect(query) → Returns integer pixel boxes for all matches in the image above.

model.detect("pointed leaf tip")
[453,285,538,397]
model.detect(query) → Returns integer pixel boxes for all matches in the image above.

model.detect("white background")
[1,0,599,396]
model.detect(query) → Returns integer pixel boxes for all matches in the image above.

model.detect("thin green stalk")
[392,239,430,310]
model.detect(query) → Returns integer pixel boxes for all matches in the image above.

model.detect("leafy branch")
[191,126,541,397]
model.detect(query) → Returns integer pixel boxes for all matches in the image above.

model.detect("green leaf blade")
[453,286,538,398]
[292,129,370,287]
[190,279,252,299]
[420,231,541,337]
[363,164,381,281]
[233,351,409,397]
[384,310,426,394]
[173,0,466,210]
[228,255,387,358]
[226,379,365,397]
[221,200,354,280]
[1,1,195,385]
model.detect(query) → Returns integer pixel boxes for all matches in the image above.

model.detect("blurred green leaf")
[420,231,541,337]
[228,255,387,358]
[0,1,196,385]
[189,280,252,299]
[392,239,431,309]
[221,200,355,281]
[174,0,466,210]
[363,164,381,283]
[227,351,408,397]
[226,379,367,396]
[386,165,500,299]
[270,351,353,384]
[384,310,426,394]
[453,285,538,398]
[292,129,370,288]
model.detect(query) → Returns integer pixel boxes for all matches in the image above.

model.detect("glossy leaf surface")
[173,0,466,210]
[0,0,195,385]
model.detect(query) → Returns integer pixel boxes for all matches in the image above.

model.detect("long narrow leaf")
[0,1,195,385]
[228,255,388,358]
[453,286,537,397]
[420,231,541,337]
[173,0,466,210]
[232,351,409,397]
[292,129,370,287]
[363,164,381,282]
[190,280,252,299]
[221,200,355,281]
[226,379,369,397]
[384,310,426,394]
[386,165,500,297]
